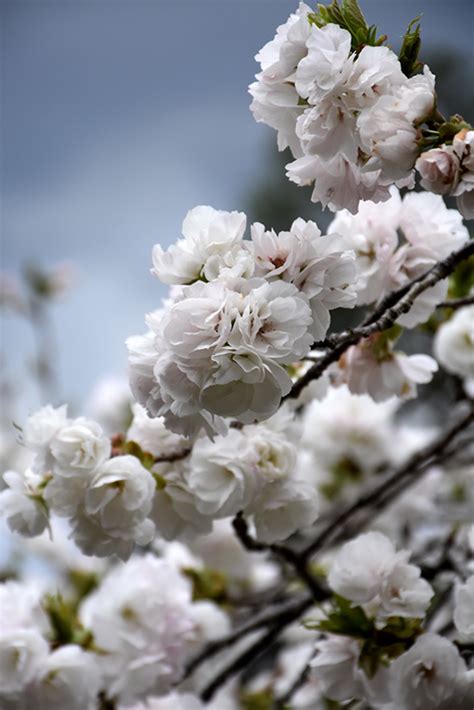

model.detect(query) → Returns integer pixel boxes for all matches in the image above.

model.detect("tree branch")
[286,241,474,401]
[232,513,328,602]
[300,406,474,561]
[183,593,313,680]
[200,616,294,703]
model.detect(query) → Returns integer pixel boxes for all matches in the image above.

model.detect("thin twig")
[200,617,293,702]
[274,652,314,709]
[183,593,312,680]
[436,295,474,309]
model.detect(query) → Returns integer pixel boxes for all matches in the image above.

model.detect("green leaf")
[43,592,99,651]
[122,440,155,470]
[320,457,363,501]
[183,567,228,605]
[305,596,374,639]
[68,570,99,608]
[448,254,474,298]
[240,689,275,710]
[342,0,368,36]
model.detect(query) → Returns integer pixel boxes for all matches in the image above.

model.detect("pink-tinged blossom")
[328,531,433,620]
[335,336,438,402]
[79,555,227,705]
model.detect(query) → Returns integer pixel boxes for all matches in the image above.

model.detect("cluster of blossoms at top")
[128,204,358,438]
[250,3,474,218]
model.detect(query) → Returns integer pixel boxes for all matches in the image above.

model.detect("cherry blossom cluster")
[0,401,319,553]
[1,1,474,707]
[0,580,101,710]
[0,554,230,709]
[128,204,358,437]
[245,527,474,708]
[250,4,474,219]
[296,385,412,506]
[249,3,437,213]
[0,405,158,560]
[128,190,470,436]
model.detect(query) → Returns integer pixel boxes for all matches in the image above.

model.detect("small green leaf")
[305,596,374,639]
[183,567,228,605]
[43,592,98,650]
[240,689,275,710]
[342,0,368,37]
[448,254,474,299]
[122,440,155,470]
[320,457,363,500]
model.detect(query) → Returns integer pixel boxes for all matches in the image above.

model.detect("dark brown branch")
[200,616,294,703]
[274,653,314,709]
[153,448,192,464]
[184,593,312,680]
[301,406,474,561]
[286,241,474,401]
[232,513,328,602]
[437,295,474,309]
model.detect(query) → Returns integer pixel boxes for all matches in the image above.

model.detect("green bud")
[309,0,384,52]
[399,17,422,77]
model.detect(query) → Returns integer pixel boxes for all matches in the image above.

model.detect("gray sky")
[1,0,473,413]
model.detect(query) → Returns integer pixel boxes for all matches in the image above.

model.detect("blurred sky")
[1,0,473,413]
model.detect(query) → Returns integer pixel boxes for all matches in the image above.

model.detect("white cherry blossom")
[310,635,365,702]
[50,417,111,476]
[452,129,474,219]
[79,555,221,705]
[328,531,433,620]
[434,306,474,378]
[84,455,155,540]
[358,68,435,184]
[0,629,49,700]
[152,206,248,285]
[28,645,101,710]
[336,337,438,402]
[385,633,474,710]
[249,478,319,543]
[454,576,474,642]
[127,403,189,458]
[416,145,460,195]
[0,469,49,537]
